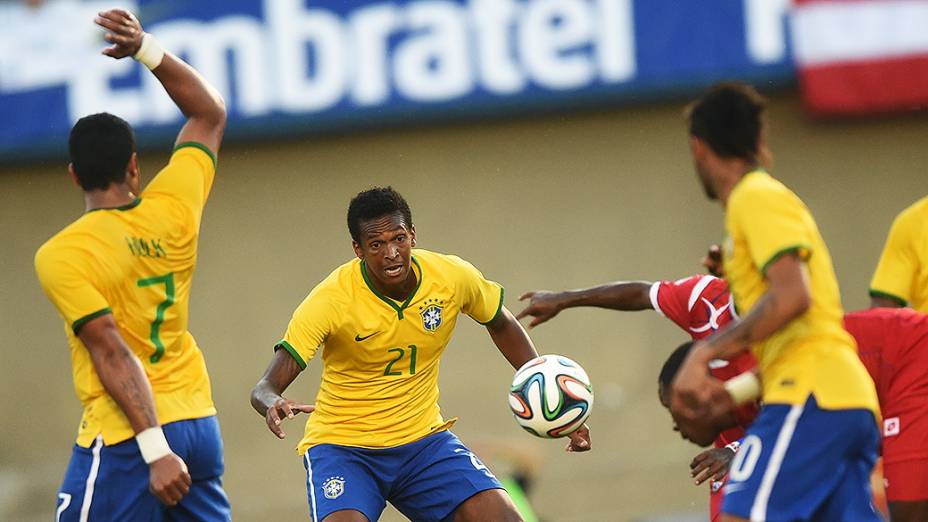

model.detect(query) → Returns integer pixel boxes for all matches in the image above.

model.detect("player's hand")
[95,9,145,59]
[690,447,735,486]
[265,397,315,439]
[516,291,565,328]
[149,453,191,506]
[566,424,591,452]
[702,244,724,278]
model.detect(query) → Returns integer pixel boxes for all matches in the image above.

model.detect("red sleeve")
[650,275,735,340]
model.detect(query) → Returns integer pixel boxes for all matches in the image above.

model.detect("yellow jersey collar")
[360,255,423,320]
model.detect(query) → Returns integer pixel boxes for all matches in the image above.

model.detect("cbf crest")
[322,476,345,499]
[418,298,444,332]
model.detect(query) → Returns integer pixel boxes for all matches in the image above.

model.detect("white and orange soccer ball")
[509,355,593,438]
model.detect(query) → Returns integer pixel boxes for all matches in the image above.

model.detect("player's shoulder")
[311,258,360,297]
[893,195,928,229]
[412,248,478,274]
[34,213,98,268]
[730,170,791,205]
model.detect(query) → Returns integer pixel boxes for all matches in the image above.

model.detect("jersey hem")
[175,141,218,169]
[478,287,506,325]
[275,340,307,370]
[760,244,811,276]
[71,307,112,334]
[868,289,908,307]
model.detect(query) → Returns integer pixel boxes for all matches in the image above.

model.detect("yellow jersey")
[35,143,218,448]
[870,195,928,313]
[277,249,504,454]
[723,170,878,414]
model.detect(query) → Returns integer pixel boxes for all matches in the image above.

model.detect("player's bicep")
[175,117,222,162]
[76,313,126,360]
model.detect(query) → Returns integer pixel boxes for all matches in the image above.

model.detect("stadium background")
[2,1,926,521]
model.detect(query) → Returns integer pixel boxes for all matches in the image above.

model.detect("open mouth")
[384,265,404,278]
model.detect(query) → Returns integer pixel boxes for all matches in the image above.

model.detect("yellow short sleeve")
[142,143,217,225]
[446,255,504,324]
[870,208,918,306]
[35,245,111,333]
[730,180,813,275]
[276,286,341,369]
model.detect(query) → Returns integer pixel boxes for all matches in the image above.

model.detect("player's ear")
[67,163,81,188]
[689,136,705,160]
[352,241,363,259]
[409,225,416,247]
[126,152,140,180]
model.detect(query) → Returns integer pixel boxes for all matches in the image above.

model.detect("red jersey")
[844,308,928,463]
[649,275,759,446]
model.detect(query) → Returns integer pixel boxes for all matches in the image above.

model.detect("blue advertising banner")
[0,0,795,161]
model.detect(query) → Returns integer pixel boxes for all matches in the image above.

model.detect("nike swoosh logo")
[355,332,381,342]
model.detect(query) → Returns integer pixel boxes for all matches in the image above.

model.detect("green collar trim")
[360,256,422,320]
[87,198,142,213]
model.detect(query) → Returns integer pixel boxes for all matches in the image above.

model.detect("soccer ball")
[509,354,593,438]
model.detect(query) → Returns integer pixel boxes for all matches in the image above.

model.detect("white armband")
[133,33,165,70]
[136,426,172,464]
[725,440,741,453]
[724,371,761,406]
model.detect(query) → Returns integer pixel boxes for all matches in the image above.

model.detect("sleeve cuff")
[71,307,112,334]
[868,289,908,307]
[274,340,307,370]
[478,287,505,325]
[174,141,217,169]
[760,244,811,276]
[649,282,665,317]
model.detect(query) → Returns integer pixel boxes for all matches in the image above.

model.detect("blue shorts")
[303,430,503,522]
[722,395,881,521]
[56,416,230,522]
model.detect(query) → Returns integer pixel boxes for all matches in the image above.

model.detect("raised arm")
[77,315,190,507]
[251,349,315,440]
[95,9,226,155]
[516,281,653,328]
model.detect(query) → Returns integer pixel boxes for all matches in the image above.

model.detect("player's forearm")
[250,381,282,417]
[151,54,226,128]
[81,321,159,433]
[487,307,539,369]
[558,282,653,311]
[250,349,304,416]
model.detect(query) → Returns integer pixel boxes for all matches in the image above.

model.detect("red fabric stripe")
[799,54,928,115]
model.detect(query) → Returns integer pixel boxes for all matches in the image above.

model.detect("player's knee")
[453,489,523,522]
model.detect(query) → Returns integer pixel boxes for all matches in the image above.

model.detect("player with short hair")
[869,195,928,312]
[250,187,591,522]
[673,83,880,521]
[34,9,228,520]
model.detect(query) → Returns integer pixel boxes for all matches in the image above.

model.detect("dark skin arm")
[516,282,653,328]
[250,349,315,439]
[487,306,591,452]
[95,9,226,155]
[78,314,191,506]
[672,253,810,418]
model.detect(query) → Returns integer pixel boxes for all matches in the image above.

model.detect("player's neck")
[716,161,760,207]
[84,184,138,212]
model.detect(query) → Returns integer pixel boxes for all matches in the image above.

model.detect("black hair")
[68,113,136,191]
[347,187,413,242]
[658,341,695,389]
[686,82,766,162]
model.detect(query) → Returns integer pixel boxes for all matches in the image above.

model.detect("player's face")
[659,383,691,443]
[689,136,717,200]
[354,212,417,292]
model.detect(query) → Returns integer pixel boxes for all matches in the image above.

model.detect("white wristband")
[136,426,172,464]
[725,440,741,453]
[133,33,165,70]
[724,371,761,406]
